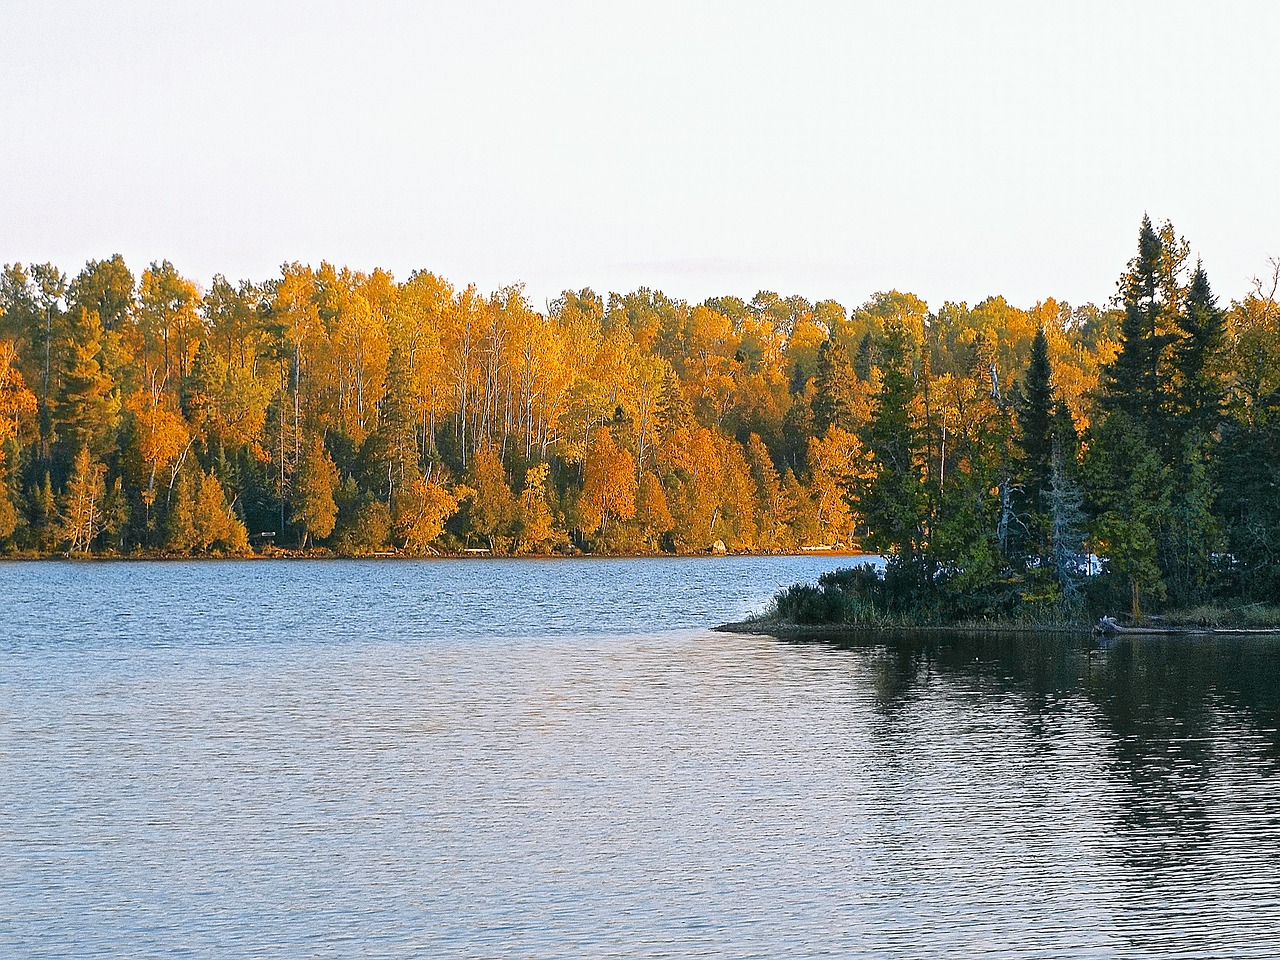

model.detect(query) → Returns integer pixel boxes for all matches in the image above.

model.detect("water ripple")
[2,558,1279,958]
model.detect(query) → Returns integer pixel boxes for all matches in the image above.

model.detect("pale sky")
[3,1,1279,312]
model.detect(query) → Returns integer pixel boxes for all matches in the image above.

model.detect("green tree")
[53,308,120,463]
[1012,327,1056,565]
[811,338,856,434]
[68,256,135,332]
[863,327,930,575]
[1173,262,1225,438]
[364,345,421,507]
[29,471,60,551]
[1101,215,1185,439]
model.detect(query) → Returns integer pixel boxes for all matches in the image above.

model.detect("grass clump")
[760,562,1086,630]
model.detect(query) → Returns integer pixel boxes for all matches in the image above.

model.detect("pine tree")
[1174,262,1225,438]
[812,338,856,435]
[1013,327,1056,565]
[31,471,59,551]
[364,346,420,507]
[1016,329,1054,503]
[53,308,119,463]
[1102,215,1183,433]
[853,332,877,381]
[863,327,930,581]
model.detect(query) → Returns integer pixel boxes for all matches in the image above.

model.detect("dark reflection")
[794,629,1280,752]
[792,630,1280,890]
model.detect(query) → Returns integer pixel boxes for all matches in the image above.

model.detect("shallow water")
[2,557,1279,958]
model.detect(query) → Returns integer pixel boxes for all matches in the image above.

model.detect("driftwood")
[1095,615,1280,637]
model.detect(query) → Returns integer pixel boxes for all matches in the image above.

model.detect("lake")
[2,556,1279,958]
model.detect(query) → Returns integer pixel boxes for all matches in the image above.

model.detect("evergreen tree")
[1012,327,1056,566]
[811,338,856,435]
[863,327,930,582]
[1016,329,1054,502]
[30,471,59,551]
[101,476,130,553]
[364,346,420,507]
[1101,215,1183,435]
[53,308,119,464]
[1217,406,1280,600]
[853,332,877,381]
[1174,262,1225,438]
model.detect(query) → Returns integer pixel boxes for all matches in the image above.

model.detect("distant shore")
[0,547,875,563]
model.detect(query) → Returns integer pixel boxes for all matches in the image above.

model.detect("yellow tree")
[0,340,37,451]
[398,477,464,554]
[136,261,202,387]
[292,433,339,548]
[0,341,36,542]
[59,445,106,554]
[126,387,191,523]
[807,426,873,546]
[659,424,723,548]
[579,429,637,536]
[634,470,673,549]
[324,273,388,446]
[629,353,669,481]
[514,463,557,554]
[394,270,452,456]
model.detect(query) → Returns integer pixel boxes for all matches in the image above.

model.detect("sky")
[3,0,1279,313]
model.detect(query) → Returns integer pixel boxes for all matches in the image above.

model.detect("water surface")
[2,557,1279,958]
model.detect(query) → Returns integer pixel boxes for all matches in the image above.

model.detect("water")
[2,557,1279,959]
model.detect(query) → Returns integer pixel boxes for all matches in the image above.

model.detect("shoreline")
[0,548,876,563]
[715,619,1280,640]
[715,620,1094,639]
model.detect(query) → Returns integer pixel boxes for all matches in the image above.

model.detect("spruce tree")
[863,327,930,586]
[53,308,119,464]
[1102,215,1182,433]
[812,338,856,435]
[31,471,59,552]
[1015,327,1055,518]
[363,346,420,507]
[853,332,877,381]
[1174,262,1225,438]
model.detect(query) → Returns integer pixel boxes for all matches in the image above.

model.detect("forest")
[1,216,1278,617]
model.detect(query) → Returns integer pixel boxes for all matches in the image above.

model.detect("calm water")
[3,557,1280,959]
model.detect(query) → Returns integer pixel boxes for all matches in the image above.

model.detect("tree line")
[1,218,1277,612]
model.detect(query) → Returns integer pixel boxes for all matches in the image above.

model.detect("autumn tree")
[579,429,637,540]
[464,444,515,550]
[292,433,339,548]
[513,463,557,554]
[59,446,106,554]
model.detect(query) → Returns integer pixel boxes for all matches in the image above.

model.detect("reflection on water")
[1,559,1278,959]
